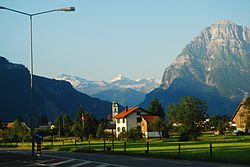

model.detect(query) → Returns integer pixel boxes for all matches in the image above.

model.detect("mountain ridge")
[55,74,161,106]
[0,57,120,121]
[142,20,250,115]
[56,74,161,95]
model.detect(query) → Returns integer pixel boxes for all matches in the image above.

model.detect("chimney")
[125,106,128,112]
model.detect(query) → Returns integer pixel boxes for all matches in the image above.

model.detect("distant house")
[231,99,250,133]
[39,121,52,130]
[113,106,149,137]
[141,116,161,138]
[6,122,15,128]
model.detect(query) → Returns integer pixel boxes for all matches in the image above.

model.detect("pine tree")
[147,98,165,119]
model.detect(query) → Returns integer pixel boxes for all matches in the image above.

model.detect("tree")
[71,105,85,139]
[70,122,82,138]
[62,114,72,137]
[209,114,229,131]
[166,96,207,141]
[71,105,98,139]
[96,122,106,138]
[3,119,30,142]
[54,115,63,136]
[147,98,165,118]
[210,115,222,130]
[148,117,167,139]
[40,115,49,125]
[82,112,98,139]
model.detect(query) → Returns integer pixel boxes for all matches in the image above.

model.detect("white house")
[113,106,149,137]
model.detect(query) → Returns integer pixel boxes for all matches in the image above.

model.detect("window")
[122,118,125,123]
[137,111,140,115]
[137,117,141,123]
[117,119,120,123]
[117,127,120,132]
[122,127,125,132]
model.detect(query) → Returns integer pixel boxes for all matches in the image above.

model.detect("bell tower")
[112,99,119,123]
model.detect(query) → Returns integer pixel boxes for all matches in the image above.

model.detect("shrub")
[119,128,144,141]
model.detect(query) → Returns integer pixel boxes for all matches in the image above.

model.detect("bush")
[119,128,144,141]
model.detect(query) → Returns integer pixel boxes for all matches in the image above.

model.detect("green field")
[1,133,250,165]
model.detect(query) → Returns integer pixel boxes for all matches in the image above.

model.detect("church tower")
[112,99,119,123]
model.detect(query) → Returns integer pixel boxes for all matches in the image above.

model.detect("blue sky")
[0,0,249,81]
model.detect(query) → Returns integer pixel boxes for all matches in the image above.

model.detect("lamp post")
[0,6,75,158]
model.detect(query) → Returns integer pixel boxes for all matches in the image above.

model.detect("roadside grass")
[1,133,250,165]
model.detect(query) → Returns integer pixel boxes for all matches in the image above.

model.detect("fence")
[0,139,249,163]
[0,139,240,157]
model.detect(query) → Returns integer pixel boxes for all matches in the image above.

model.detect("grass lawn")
[1,133,250,165]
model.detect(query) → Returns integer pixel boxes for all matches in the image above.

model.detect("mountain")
[108,74,161,93]
[0,57,120,122]
[92,88,145,107]
[55,74,111,95]
[56,74,161,106]
[141,20,250,116]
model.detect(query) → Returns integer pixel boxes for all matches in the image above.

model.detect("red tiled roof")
[7,122,14,128]
[114,107,141,119]
[241,99,247,105]
[142,116,159,123]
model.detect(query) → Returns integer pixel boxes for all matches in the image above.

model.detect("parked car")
[232,130,245,135]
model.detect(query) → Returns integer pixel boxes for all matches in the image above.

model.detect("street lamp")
[0,6,75,158]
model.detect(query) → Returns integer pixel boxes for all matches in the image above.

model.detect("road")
[0,148,249,167]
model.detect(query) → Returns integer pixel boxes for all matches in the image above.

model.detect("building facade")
[231,99,250,133]
[113,107,149,137]
[141,116,161,138]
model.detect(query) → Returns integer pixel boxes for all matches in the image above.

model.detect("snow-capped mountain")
[55,74,161,95]
[55,74,111,95]
[108,74,161,93]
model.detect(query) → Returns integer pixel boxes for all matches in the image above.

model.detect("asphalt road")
[0,148,249,167]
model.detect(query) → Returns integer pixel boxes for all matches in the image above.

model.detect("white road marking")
[49,159,74,166]
[34,159,54,166]
[34,159,56,164]
[169,160,192,165]
[68,161,92,167]
[44,154,128,167]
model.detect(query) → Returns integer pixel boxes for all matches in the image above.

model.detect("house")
[231,99,250,133]
[113,106,149,137]
[39,121,52,130]
[6,122,15,128]
[141,116,162,138]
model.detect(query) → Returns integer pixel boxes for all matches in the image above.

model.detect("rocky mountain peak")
[141,20,250,116]
[214,19,235,25]
[161,20,250,102]
[195,20,250,46]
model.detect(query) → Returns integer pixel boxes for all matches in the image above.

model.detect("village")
[0,96,250,165]
[1,96,250,142]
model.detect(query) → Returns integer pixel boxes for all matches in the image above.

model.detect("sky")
[0,0,249,81]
